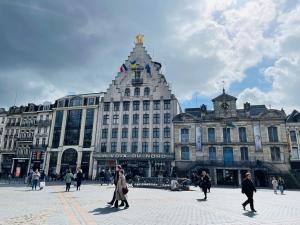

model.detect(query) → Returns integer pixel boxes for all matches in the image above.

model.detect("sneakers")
[251,209,257,212]
[107,202,113,205]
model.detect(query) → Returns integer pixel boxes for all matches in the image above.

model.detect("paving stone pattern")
[0,184,299,225]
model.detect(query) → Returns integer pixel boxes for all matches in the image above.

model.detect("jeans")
[32,180,38,190]
[278,185,284,194]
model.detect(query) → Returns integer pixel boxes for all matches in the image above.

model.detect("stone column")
[148,160,151,177]
[76,149,82,169]
[91,108,98,147]
[92,159,98,180]
[214,168,217,185]
[88,151,94,178]
[55,149,63,175]
[44,151,51,175]
[59,110,68,147]
[79,109,87,147]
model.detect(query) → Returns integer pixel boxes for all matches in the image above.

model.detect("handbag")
[122,186,129,195]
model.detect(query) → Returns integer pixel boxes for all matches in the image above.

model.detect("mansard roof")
[212,89,237,102]
[286,110,300,122]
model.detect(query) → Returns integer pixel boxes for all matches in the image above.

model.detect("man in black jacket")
[241,172,257,212]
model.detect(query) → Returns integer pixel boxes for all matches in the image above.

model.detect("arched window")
[69,97,82,107]
[125,88,130,97]
[134,88,140,97]
[144,87,150,96]
[181,146,190,160]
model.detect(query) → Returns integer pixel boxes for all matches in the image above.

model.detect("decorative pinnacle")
[135,33,144,45]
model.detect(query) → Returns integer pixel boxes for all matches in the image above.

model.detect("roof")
[212,89,237,102]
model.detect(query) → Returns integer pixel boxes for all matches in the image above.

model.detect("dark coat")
[242,178,256,194]
[76,172,83,182]
[200,175,210,189]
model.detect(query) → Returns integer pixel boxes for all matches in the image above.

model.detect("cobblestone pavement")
[0,183,300,225]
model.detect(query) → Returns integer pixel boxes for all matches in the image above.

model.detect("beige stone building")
[173,90,290,187]
[45,93,102,178]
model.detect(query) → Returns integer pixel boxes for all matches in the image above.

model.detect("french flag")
[120,64,128,72]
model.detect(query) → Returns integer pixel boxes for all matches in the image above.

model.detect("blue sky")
[0,0,299,113]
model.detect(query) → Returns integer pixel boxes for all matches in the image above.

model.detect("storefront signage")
[97,153,174,160]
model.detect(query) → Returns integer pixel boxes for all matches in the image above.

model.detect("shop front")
[12,158,29,178]
[95,153,174,178]
[30,151,46,172]
[1,154,14,176]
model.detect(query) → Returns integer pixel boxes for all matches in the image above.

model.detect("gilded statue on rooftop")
[135,34,144,44]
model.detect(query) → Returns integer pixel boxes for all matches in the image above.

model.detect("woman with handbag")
[114,169,129,209]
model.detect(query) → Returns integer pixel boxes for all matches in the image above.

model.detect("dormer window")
[69,97,82,107]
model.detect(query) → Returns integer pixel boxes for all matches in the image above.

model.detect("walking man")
[242,172,257,212]
[199,171,210,200]
[278,177,285,195]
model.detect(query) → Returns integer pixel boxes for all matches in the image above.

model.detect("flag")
[145,64,151,75]
[130,60,137,70]
[119,64,128,72]
[226,122,235,128]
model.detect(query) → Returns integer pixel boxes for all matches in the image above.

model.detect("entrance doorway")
[61,148,77,176]
[254,170,267,187]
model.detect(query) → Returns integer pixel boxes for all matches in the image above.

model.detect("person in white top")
[271,177,278,194]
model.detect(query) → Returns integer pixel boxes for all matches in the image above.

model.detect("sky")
[0,0,299,114]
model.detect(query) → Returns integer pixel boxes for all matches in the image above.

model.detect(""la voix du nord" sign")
[97,153,174,160]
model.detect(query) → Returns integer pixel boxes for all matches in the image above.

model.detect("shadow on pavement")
[14,189,34,192]
[90,206,120,215]
[196,198,207,202]
[243,211,257,218]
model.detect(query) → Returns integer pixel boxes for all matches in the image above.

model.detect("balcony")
[131,78,143,86]
[17,137,33,142]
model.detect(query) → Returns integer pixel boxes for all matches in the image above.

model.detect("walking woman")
[76,169,83,191]
[114,169,129,209]
[31,169,40,191]
[199,171,210,200]
[271,177,278,194]
[64,170,74,192]
[242,172,257,212]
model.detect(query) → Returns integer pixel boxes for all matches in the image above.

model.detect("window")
[164,113,170,124]
[102,115,109,125]
[290,131,297,143]
[291,147,299,159]
[164,127,171,138]
[121,142,127,153]
[133,101,140,111]
[181,128,189,144]
[164,142,170,153]
[153,142,159,153]
[42,138,46,147]
[268,127,279,142]
[122,128,128,138]
[240,147,249,161]
[123,114,129,125]
[134,88,140,97]
[64,109,82,145]
[271,147,281,161]
[239,127,247,143]
[111,142,117,153]
[36,138,40,146]
[111,128,118,138]
[142,142,148,153]
[125,88,130,97]
[131,142,138,153]
[69,97,82,107]
[209,147,216,160]
[153,128,160,138]
[113,102,120,111]
[83,109,94,148]
[88,98,95,105]
[132,128,138,139]
[181,146,189,160]
[164,100,171,110]
[153,114,160,124]
[102,129,108,139]
[113,115,119,124]
[223,128,231,143]
[143,114,149,124]
[143,128,149,138]
[104,102,110,111]
[208,128,215,143]
[101,143,107,153]
[132,114,139,124]
[123,101,130,111]
[153,100,160,110]
[144,87,150,96]
[0,128,3,135]
[143,101,150,110]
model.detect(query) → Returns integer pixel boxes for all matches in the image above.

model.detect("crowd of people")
[271,176,286,195]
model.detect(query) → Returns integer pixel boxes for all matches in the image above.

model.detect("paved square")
[0,183,300,225]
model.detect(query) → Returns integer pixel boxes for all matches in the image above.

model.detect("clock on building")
[221,102,229,110]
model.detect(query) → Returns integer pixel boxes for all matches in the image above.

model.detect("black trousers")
[243,192,254,210]
[66,183,71,192]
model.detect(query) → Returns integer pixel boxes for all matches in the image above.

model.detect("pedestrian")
[107,165,121,206]
[278,177,285,195]
[27,169,33,187]
[39,170,46,190]
[114,169,129,209]
[271,176,278,194]
[76,169,83,191]
[241,172,257,212]
[207,173,211,193]
[99,169,105,185]
[31,169,40,191]
[64,169,74,192]
[199,171,210,200]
